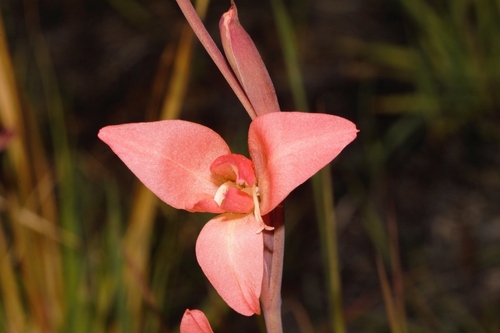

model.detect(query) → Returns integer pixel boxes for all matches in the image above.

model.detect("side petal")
[196,214,263,316]
[248,112,358,214]
[98,120,231,212]
[180,309,214,333]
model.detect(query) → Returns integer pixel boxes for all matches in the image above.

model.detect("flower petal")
[180,309,214,333]
[220,2,280,116]
[196,214,263,316]
[98,120,231,212]
[248,112,358,214]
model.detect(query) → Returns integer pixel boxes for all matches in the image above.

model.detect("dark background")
[1,0,500,332]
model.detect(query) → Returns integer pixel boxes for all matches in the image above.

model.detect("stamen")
[214,181,232,206]
[252,185,274,233]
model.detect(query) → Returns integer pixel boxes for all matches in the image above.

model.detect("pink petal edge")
[180,309,214,333]
[98,120,231,213]
[248,112,358,214]
[196,213,263,316]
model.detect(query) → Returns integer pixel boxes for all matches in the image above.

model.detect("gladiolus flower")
[98,112,357,316]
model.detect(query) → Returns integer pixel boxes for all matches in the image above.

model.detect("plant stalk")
[261,204,285,333]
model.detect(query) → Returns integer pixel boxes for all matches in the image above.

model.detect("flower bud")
[220,2,280,115]
[180,309,214,333]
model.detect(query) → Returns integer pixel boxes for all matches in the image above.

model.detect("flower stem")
[261,203,284,333]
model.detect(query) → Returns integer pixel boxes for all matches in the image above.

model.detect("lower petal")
[196,214,263,316]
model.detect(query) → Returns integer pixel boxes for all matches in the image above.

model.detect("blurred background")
[1,0,500,332]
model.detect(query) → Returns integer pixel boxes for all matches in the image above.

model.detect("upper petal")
[98,120,231,213]
[210,153,256,186]
[180,309,214,333]
[196,213,263,316]
[248,112,358,214]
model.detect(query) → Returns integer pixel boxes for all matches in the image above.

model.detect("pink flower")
[98,112,357,316]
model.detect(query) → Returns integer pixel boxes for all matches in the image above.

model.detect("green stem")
[312,167,346,333]
[261,204,285,333]
[269,0,308,110]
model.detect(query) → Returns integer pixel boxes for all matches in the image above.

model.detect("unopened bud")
[220,2,280,115]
